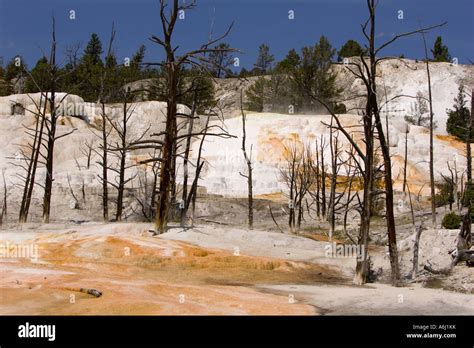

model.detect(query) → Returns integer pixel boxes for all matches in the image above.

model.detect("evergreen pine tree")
[254,44,274,74]
[446,84,471,141]
[83,33,104,65]
[25,56,49,93]
[0,65,13,96]
[431,36,451,62]
[337,39,364,61]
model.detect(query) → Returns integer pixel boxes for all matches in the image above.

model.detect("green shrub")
[441,211,461,229]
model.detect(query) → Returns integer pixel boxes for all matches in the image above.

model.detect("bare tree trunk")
[327,120,337,241]
[180,90,197,227]
[115,101,129,222]
[19,96,47,223]
[421,31,437,228]
[1,169,7,225]
[354,148,374,285]
[369,2,400,285]
[42,92,56,223]
[95,25,116,223]
[156,98,177,232]
[315,138,321,218]
[354,1,377,285]
[240,97,253,229]
[101,104,109,222]
[300,0,443,286]
[156,62,178,233]
[188,115,210,226]
[320,138,326,217]
[42,18,60,224]
[403,125,409,193]
[411,224,423,279]
[343,162,356,240]
[152,0,235,233]
[466,89,473,183]
[288,154,295,232]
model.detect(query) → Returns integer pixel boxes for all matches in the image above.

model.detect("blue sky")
[0,0,472,69]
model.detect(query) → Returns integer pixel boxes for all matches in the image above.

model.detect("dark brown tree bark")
[411,224,423,279]
[180,90,197,227]
[41,18,78,223]
[327,118,341,240]
[100,105,109,221]
[18,93,47,223]
[115,101,129,221]
[320,137,327,218]
[367,1,400,285]
[421,31,437,228]
[96,25,116,222]
[314,138,321,218]
[467,89,473,183]
[156,68,178,233]
[403,124,409,193]
[151,0,235,233]
[240,94,254,229]
[0,169,7,225]
[41,20,59,223]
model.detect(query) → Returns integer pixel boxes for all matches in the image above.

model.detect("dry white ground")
[2,222,472,315]
[162,224,474,315]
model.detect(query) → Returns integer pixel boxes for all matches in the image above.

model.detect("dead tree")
[65,42,82,69]
[0,169,7,225]
[41,18,59,223]
[188,117,208,226]
[177,74,226,228]
[179,87,199,227]
[89,23,117,222]
[313,138,321,218]
[66,173,80,209]
[14,17,76,223]
[299,69,375,284]
[467,89,473,183]
[280,142,312,232]
[343,1,443,285]
[177,98,234,227]
[280,141,300,232]
[297,146,313,229]
[92,104,113,222]
[15,91,48,222]
[80,139,94,170]
[402,124,409,193]
[319,137,327,217]
[135,149,161,221]
[421,30,437,227]
[341,145,360,243]
[41,18,78,223]
[106,92,143,221]
[239,92,254,229]
[327,118,346,240]
[298,1,443,285]
[187,113,220,226]
[308,136,327,220]
[410,224,424,279]
[406,182,427,279]
[150,0,236,234]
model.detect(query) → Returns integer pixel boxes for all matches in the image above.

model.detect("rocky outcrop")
[0,59,471,201]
